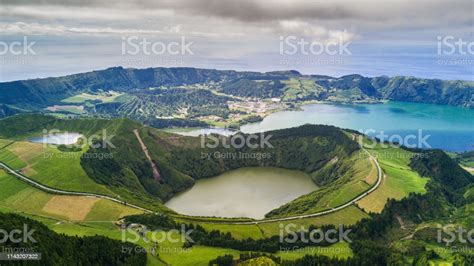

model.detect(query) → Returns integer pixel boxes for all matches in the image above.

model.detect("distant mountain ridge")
[0,67,472,120]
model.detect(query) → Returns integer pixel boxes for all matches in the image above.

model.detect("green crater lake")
[164,167,318,219]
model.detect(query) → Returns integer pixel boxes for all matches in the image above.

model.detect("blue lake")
[175,102,474,152]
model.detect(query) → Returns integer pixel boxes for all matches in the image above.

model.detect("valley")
[0,111,471,265]
[0,68,472,265]
[1,0,473,263]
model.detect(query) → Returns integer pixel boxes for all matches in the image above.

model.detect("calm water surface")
[165,167,318,219]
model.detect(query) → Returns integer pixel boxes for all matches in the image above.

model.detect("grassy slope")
[266,149,373,217]
[282,78,323,101]
[0,115,170,212]
[258,205,368,237]
[0,141,115,195]
[356,141,429,213]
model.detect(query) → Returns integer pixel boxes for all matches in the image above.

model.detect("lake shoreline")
[164,167,318,219]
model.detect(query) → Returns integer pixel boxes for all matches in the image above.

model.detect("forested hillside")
[0,213,146,265]
[0,67,471,124]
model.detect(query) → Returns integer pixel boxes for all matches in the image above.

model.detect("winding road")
[0,162,153,214]
[0,145,382,225]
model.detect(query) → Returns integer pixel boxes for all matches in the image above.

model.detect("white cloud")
[0,22,167,36]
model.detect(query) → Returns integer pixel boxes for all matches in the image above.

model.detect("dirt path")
[133,129,161,181]
[395,214,406,230]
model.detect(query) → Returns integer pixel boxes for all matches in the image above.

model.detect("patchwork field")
[42,196,100,221]
[0,169,142,221]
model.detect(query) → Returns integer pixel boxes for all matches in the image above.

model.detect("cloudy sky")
[0,0,473,81]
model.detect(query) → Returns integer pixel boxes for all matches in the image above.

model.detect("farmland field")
[0,169,142,221]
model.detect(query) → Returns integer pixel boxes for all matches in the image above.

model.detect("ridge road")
[0,143,382,225]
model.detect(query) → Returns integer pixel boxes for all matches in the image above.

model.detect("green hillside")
[0,114,472,265]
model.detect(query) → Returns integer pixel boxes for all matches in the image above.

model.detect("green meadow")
[356,141,429,213]
[0,141,115,196]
